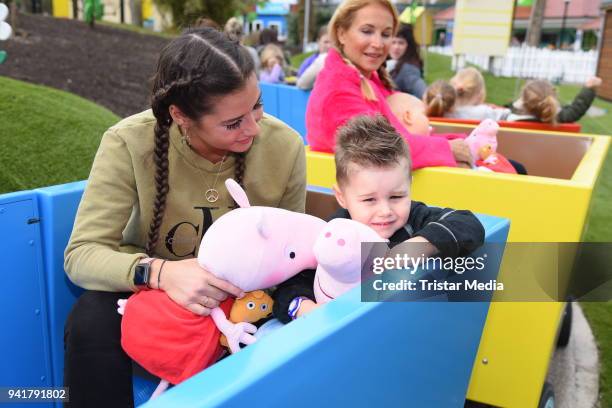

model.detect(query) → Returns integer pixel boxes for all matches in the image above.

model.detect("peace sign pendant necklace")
[205,154,227,203]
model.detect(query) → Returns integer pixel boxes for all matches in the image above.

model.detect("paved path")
[547,303,600,408]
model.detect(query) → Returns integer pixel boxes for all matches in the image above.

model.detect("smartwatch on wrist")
[288,296,309,320]
[133,258,154,289]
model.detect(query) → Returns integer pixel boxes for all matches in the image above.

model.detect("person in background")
[507,76,602,124]
[259,43,286,84]
[194,17,221,30]
[427,68,510,121]
[257,27,293,71]
[224,17,261,74]
[296,25,332,90]
[388,23,427,98]
[306,0,473,169]
[423,79,457,117]
[257,27,278,52]
[297,25,331,76]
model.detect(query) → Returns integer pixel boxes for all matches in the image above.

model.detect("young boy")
[272,115,485,322]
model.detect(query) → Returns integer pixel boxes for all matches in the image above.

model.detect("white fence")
[428,45,598,84]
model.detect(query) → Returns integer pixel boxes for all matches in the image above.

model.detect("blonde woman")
[305,0,472,168]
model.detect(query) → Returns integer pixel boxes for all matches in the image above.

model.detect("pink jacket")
[305,48,457,169]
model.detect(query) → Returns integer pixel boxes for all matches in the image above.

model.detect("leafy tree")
[288,1,333,48]
[154,0,260,30]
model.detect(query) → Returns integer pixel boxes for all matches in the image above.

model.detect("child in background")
[296,26,331,90]
[272,115,485,322]
[259,44,285,84]
[431,68,510,121]
[297,25,331,76]
[507,76,602,124]
[423,80,456,117]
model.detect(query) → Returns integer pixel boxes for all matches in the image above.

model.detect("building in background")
[597,0,612,99]
[434,0,602,50]
[248,0,296,41]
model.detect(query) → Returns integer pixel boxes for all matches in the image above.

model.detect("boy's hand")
[296,299,320,318]
[585,76,602,88]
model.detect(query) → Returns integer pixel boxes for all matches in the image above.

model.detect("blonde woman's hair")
[520,80,560,124]
[260,43,284,68]
[424,80,456,117]
[335,115,411,186]
[329,0,399,101]
[450,67,486,106]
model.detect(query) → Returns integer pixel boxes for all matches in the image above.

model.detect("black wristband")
[157,260,167,290]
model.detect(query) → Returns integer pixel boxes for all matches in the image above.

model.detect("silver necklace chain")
[204,154,227,203]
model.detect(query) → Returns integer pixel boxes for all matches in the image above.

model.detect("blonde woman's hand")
[448,139,473,168]
[154,258,244,316]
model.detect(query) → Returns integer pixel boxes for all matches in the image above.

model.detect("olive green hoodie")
[64,110,306,292]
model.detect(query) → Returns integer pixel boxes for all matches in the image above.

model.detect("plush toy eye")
[285,246,297,260]
[247,302,255,310]
[261,304,268,311]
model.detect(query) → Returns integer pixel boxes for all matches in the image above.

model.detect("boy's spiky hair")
[335,114,411,186]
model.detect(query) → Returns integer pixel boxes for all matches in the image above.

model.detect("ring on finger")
[201,296,214,308]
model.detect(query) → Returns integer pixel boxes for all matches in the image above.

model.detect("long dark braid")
[144,27,255,255]
[146,94,172,254]
[233,153,246,188]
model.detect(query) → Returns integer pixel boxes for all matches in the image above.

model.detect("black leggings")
[508,159,528,175]
[64,290,134,408]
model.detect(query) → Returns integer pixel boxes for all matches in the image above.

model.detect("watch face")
[134,263,150,286]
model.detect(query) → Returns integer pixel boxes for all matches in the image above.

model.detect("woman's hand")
[448,139,473,168]
[151,258,244,316]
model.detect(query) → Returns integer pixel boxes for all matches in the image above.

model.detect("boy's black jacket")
[272,202,485,323]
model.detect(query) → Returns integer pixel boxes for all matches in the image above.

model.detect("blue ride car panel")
[0,181,509,408]
[0,191,54,406]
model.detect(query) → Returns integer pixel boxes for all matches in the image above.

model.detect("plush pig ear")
[225,179,250,208]
[255,210,271,240]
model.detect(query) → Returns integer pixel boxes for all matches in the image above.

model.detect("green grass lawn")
[2,49,612,405]
[0,76,119,193]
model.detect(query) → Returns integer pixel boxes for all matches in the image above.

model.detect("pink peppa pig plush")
[313,218,388,304]
[118,179,326,398]
[464,118,499,161]
[464,119,516,174]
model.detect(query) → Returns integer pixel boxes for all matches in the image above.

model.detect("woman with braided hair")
[306,0,474,168]
[63,26,306,407]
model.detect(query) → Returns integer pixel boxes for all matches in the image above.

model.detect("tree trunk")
[526,0,546,47]
[10,1,18,33]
